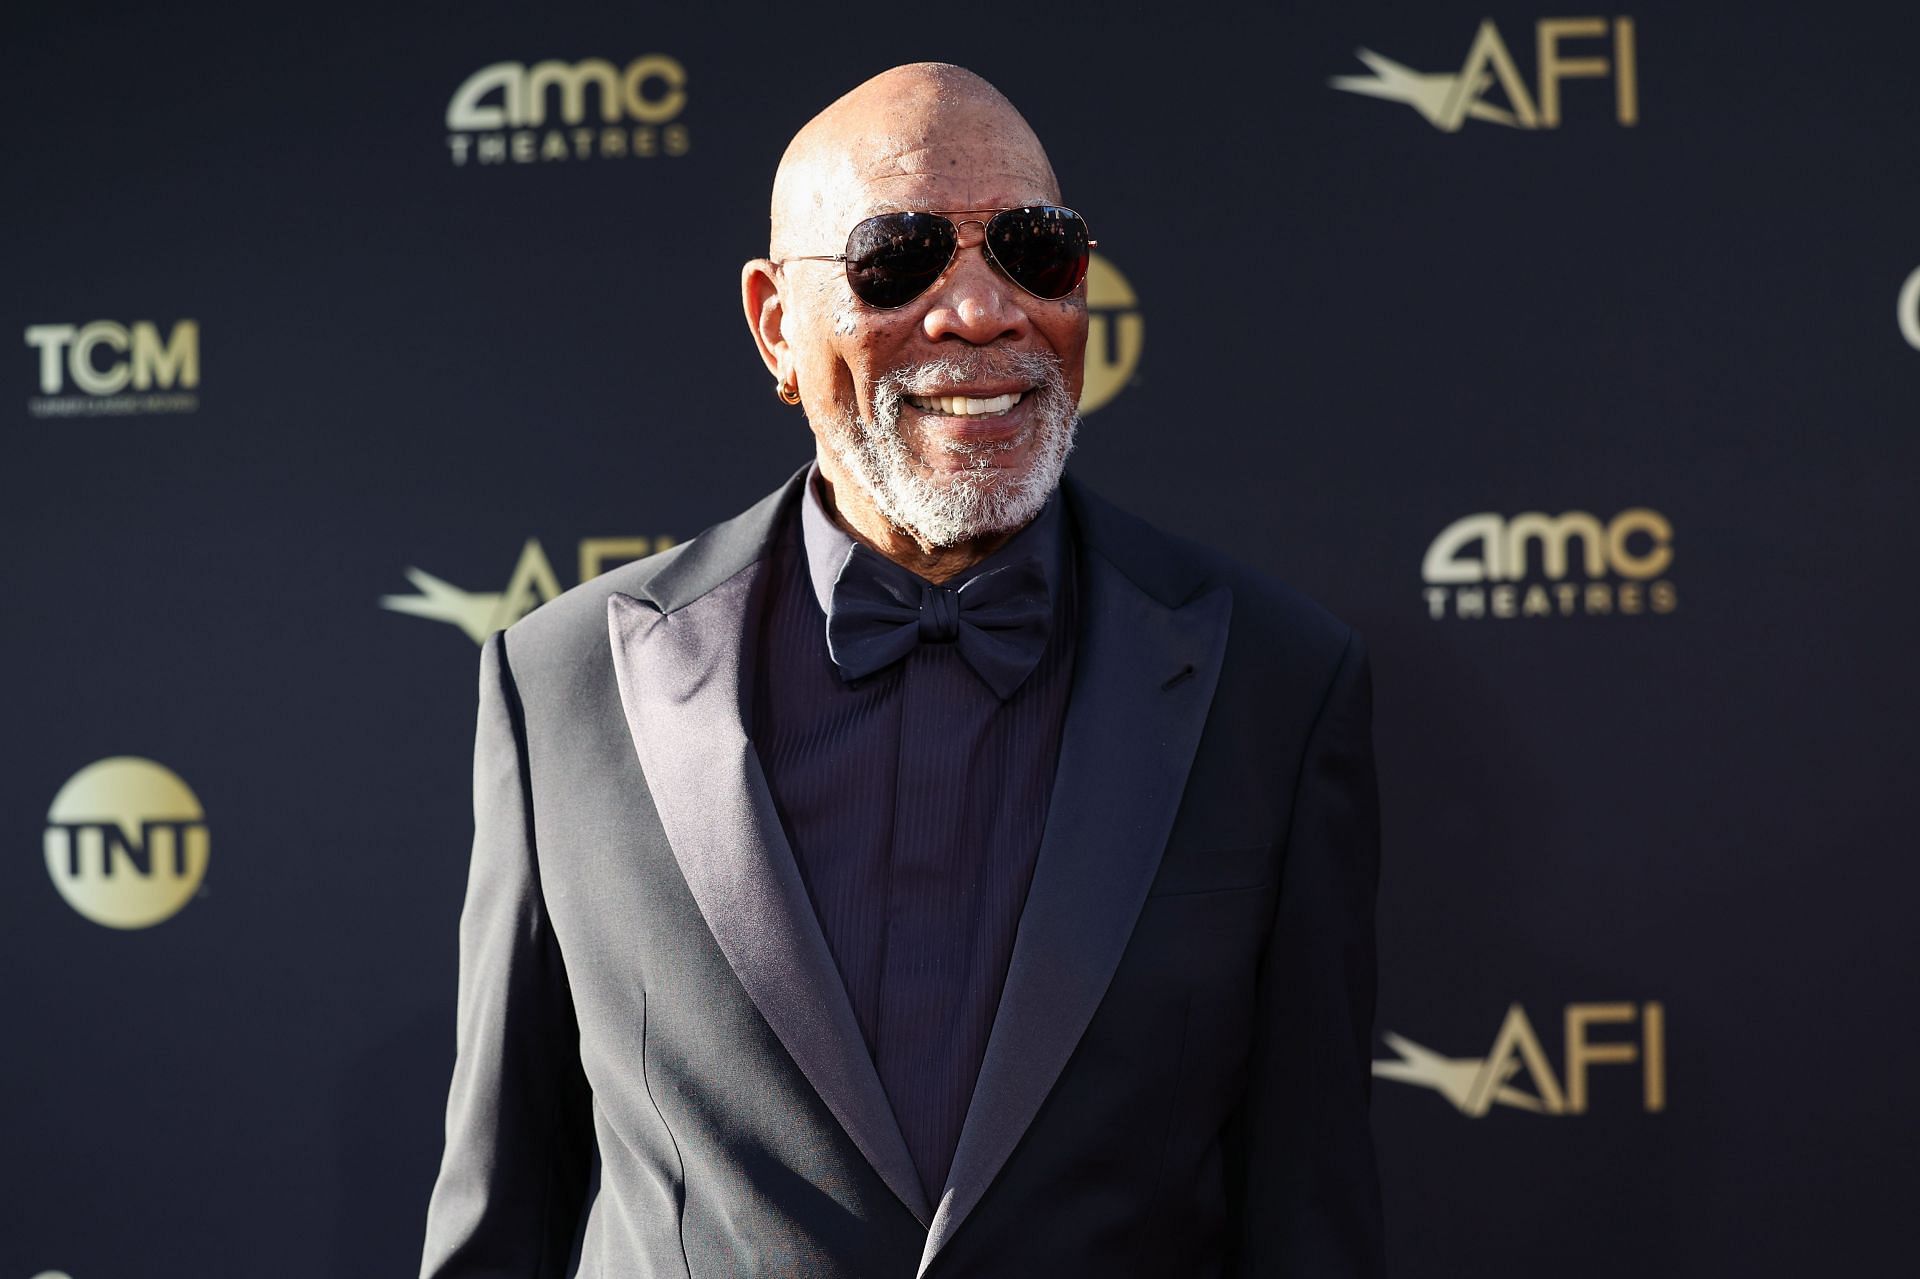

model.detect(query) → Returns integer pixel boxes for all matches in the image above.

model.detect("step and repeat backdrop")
[5,3,1917,1275]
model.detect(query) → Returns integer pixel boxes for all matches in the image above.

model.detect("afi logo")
[1374,1002,1666,1116]
[1333,17,1639,131]
[24,320,199,396]
[383,536,676,644]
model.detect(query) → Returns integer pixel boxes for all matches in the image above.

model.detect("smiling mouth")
[905,391,1026,418]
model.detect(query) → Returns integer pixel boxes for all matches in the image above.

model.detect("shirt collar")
[799,463,1069,617]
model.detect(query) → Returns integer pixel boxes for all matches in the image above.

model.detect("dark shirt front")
[751,473,1077,1200]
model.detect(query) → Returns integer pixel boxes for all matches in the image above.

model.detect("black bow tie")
[825,543,1052,700]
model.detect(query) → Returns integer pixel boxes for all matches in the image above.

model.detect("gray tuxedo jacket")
[420,468,1386,1278]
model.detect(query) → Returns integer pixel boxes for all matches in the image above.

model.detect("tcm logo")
[384,535,675,643]
[1079,253,1142,415]
[1899,266,1920,351]
[23,320,199,418]
[1333,17,1638,132]
[1375,1001,1666,1116]
[446,56,689,166]
[1421,508,1676,620]
[45,757,209,930]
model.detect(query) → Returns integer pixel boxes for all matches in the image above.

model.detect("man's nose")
[920,221,1030,345]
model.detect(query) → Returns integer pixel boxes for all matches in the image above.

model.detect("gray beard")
[818,349,1079,549]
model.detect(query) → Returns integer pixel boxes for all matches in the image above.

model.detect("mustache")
[875,349,1066,397]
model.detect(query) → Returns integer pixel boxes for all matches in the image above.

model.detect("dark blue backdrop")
[5,3,1918,1275]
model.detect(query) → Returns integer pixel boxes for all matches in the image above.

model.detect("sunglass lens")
[986,206,1090,300]
[844,212,956,308]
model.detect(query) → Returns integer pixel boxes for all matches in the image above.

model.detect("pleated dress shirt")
[750,470,1078,1201]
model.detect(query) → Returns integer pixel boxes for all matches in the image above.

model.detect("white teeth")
[907,391,1024,417]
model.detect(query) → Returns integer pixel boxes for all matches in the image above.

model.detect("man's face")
[781,136,1090,548]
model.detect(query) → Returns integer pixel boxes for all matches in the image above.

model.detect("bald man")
[421,65,1385,1278]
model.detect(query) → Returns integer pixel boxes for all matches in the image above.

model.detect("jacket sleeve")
[1232,628,1387,1277]
[421,631,595,1278]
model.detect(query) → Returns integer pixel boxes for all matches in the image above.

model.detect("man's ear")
[741,258,788,383]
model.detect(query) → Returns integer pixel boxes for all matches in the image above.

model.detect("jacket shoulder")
[483,541,690,705]
[495,467,806,682]
[1068,476,1354,666]
[1198,542,1354,668]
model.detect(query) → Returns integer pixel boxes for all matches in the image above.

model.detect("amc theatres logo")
[445,56,690,166]
[1332,16,1639,132]
[22,320,199,417]
[1421,508,1677,620]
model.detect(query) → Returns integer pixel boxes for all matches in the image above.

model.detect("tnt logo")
[1421,508,1677,619]
[1375,1002,1666,1116]
[23,321,199,417]
[446,56,690,166]
[45,757,209,929]
[1333,17,1639,132]
[1079,253,1143,416]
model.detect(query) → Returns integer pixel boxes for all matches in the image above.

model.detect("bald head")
[769,63,1060,259]
[740,63,1088,567]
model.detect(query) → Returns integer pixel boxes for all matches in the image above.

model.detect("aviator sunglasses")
[777,205,1095,310]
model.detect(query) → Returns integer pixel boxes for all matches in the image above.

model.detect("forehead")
[832,136,1058,220]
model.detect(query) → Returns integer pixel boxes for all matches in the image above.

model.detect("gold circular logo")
[45,757,208,929]
[1079,252,1144,415]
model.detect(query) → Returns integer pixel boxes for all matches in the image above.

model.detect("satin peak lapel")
[917,541,1232,1275]
[607,572,932,1226]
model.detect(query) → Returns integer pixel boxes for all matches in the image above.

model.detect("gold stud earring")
[777,380,802,405]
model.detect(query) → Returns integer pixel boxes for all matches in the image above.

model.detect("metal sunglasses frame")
[775,204,1097,309]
